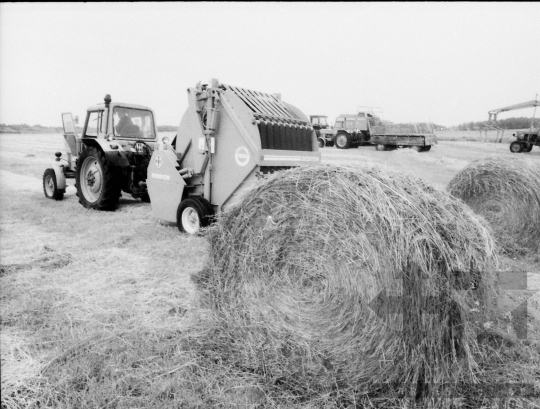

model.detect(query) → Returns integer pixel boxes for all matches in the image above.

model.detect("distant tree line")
[451,117,539,131]
[157,125,177,132]
[0,123,64,134]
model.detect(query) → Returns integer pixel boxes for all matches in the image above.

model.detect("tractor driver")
[115,108,134,135]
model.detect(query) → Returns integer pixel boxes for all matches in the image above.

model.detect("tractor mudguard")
[82,138,130,168]
[51,159,69,190]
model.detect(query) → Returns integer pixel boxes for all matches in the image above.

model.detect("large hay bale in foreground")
[448,156,540,255]
[195,165,495,402]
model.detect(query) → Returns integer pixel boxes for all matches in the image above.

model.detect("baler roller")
[256,120,313,152]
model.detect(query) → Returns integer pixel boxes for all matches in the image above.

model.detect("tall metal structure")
[482,99,540,143]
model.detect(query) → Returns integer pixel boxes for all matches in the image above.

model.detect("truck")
[314,107,437,152]
[43,80,321,234]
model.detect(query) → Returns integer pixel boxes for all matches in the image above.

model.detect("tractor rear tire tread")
[509,141,523,153]
[76,146,122,210]
[335,133,351,149]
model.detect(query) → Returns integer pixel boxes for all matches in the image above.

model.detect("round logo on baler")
[235,146,250,166]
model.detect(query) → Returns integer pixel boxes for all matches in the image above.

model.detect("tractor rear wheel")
[177,197,214,234]
[43,168,64,200]
[76,146,122,210]
[524,144,533,152]
[509,141,523,153]
[335,133,351,149]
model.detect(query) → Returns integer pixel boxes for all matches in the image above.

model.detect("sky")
[1,2,539,128]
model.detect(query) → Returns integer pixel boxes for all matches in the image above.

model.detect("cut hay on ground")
[448,155,540,255]
[0,332,42,409]
[193,165,496,405]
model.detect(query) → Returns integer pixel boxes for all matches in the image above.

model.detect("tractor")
[43,95,160,209]
[313,107,436,151]
[309,115,334,148]
[509,129,539,153]
[44,80,321,234]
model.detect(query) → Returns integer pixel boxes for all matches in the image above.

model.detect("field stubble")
[0,133,539,408]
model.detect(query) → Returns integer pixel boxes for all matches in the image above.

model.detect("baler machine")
[147,79,321,234]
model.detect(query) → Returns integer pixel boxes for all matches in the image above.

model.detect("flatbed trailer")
[316,110,437,152]
[369,120,437,152]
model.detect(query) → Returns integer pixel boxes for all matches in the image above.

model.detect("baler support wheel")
[177,196,214,234]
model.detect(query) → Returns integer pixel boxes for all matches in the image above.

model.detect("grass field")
[1,132,539,408]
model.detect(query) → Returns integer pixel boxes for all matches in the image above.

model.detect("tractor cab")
[310,115,329,130]
[82,98,157,142]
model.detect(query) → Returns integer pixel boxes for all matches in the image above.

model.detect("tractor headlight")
[162,137,170,144]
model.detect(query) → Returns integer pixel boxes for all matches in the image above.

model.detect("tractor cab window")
[335,120,344,128]
[312,117,328,127]
[85,111,104,138]
[113,107,156,139]
[357,112,366,118]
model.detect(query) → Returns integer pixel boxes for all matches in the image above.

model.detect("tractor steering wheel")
[134,140,154,158]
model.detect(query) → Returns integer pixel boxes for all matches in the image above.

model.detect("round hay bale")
[194,165,495,401]
[448,156,540,255]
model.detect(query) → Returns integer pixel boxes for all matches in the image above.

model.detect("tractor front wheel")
[76,146,122,210]
[318,138,325,148]
[43,168,64,201]
[177,197,214,234]
[509,141,523,153]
